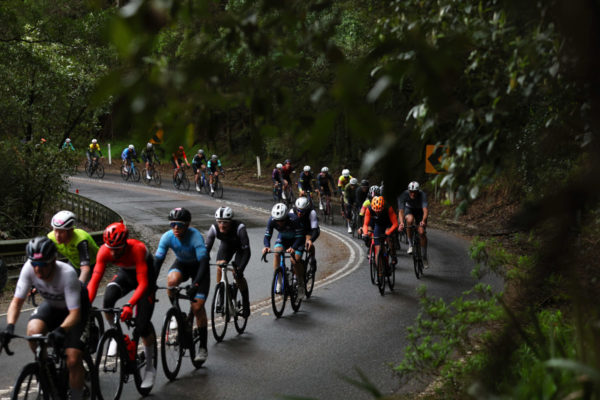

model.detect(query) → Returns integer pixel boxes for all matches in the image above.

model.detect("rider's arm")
[421,191,429,225]
[6,297,25,326]
[308,211,320,242]
[127,243,150,306]
[204,225,217,254]
[263,218,275,248]
[61,273,83,331]
[8,265,33,325]
[422,206,429,225]
[237,224,252,269]
[362,208,371,234]
[385,207,399,236]
[153,231,171,274]
[75,239,92,283]
[87,247,108,303]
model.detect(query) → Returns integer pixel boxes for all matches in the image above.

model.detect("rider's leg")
[65,348,85,398]
[418,225,428,263]
[291,251,306,291]
[232,255,250,317]
[405,214,415,253]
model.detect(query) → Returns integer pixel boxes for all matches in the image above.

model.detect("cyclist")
[207,154,223,194]
[153,208,210,363]
[294,197,319,274]
[281,159,294,200]
[121,144,140,173]
[272,163,284,201]
[362,196,399,267]
[141,142,160,180]
[2,237,90,400]
[297,165,315,201]
[356,179,370,206]
[342,178,359,234]
[192,149,208,192]
[47,210,99,284]
[62,138,75,151]
[86,138,103,164]
[337,168,352,197]
[87,222,158,389]
[262,203,306,299]
[397,181,429,267]
[172,146,191,181]
[316,166,335,211]
[358,185,380,241]
[205,207,251,318]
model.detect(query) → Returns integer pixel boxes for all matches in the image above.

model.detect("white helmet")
[51,210,76,229]
[321,166,328,173]
[65,138,71,143]
[215,206,233,220]
[271,203,288,220]
[198,149,204,155]
[276,163,283,169]
[295,197,310,212]
[211,154,217,160]
[342,169,350,177]
[408,181,420,191]
[146,142,153,150]
[128,144,134,150]
[349,178,358,185]
[303,165,311,172]
[91,138,97,144]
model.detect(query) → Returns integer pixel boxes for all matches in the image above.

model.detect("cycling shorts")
[405,208,424,224]
[29,286,90,350]
[320,186,332,196]
[192,164,205,174]
[168,260,210,301]
[373,224,392,246]
[216,242,247,272]
[274,237,305,256]
[171,158,184,169]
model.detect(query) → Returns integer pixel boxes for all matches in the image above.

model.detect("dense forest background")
[1,0,599,398]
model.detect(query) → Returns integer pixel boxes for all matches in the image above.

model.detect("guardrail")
[0,191,122,287]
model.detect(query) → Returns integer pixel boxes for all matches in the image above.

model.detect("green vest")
[47,228,99,268]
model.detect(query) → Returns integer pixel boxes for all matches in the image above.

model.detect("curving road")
[0,172,489,400]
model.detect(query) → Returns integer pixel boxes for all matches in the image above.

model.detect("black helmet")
[360,179,369,187]
[168,207,192,222]
[26,237,57,262]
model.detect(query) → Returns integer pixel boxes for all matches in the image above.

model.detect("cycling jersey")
[205,221,251,271]
[298,171,314,192]
[337,175,353,192]
[272,168,283,184]
[142,149,160,165]
[47,229,99,270]
[296,209,320,242]
[89,143,102,155]
[397,190,428,212]
[356,187,369,207]
[15,260,82,310]
[61,142,75,151]
[360,198,371,217]
[362,205,399,245]
[343,183,358,206]
[207,159,222,172]
[121,147,138,161]
[317,172,334,195]
[281,164,293,182]
[264,213,305,252]
[192,154,207,173]
[87,239,153,306]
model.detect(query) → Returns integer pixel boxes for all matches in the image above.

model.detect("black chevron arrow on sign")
[427,146,446,172]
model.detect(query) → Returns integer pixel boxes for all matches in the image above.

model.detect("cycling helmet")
[276,163,283,169]
[303,165,311,172]
[368,185,380,198]
[321,166,328,173]
[91,138,98,144]
[211,154,218,160]
[342,169,350,177]
[295,197,310,212]
[349,178,358,185]
[168,207,192,222]
[26,237,57,262]
[408,181,420,191]
[65,138,71,143]
[360,179,369,187]
[51,210,76,230]
[371,196,384,212]
[215,206,233,221]
[103,222,129,249]
[198,149,204,155]
[284,159,291,164]
[146,142,153,150]
[128,144,134,150]
[271,203,288,221]
[178,146,184,151]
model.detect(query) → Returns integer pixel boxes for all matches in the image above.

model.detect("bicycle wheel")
[152,169,161,186]
[132,168,141,183]
[181,173,190,190]
[233,284,248,334]
[202,176,210,194]
[95,330,125,400]
[290,274,302,312]
[326,201,334,224]
[369,246,377,285]
[95,163,105,179]
[271,269,286,318]
[386,252,395,291]
[160,308,183,381]
[87,311,105,356]
[377,253,386,296]
[413,242,424,279]
[11,363,42,400]
[85,160,92,177]
[120,165,128,181]
[215,179,223,198]
[189,317,204,369]
[82,352,99,400]
[133,323,157,396]
[142,168,151,185]
[211,282,228,342]
[304,255,316,299]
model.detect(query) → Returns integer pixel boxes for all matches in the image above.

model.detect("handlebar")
[261,251,293,263]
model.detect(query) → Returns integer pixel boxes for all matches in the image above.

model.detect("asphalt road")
[0,171,492,400]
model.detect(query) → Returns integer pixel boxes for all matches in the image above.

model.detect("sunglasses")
[31,260,50,267]
[170,222,188,229]
[216,220,230,225]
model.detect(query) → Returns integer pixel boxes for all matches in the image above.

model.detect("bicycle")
[95,306,157,399]
[272,182,283,204]
[408,225,425,279]
[173,165,190,190]
[1,333,98,400]
[85,156,105,179]
[210,262,249,342]
[318,192,334,225]
[195,169,209,194]
[261,251,302,318]
[350,206,360,238]
[142,163,161,186]
[156,285,205,381]
[372,236,394,296]
[120,160,140,182]
[302,247,317,299]
[210,172,224,198]
[282,183,295,208]
[365,234,377,285]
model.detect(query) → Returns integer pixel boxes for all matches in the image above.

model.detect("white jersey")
[14,260,82,310]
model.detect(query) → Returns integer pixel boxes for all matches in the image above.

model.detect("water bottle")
[123,334,136,361]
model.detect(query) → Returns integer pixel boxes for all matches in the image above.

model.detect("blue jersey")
[264,213,304,249]
[121,148,137,160]
[154,227,208,264]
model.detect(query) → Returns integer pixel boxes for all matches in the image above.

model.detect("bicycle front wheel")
[377,253,386,296]
[12,363,42,400]
[152,170,161,186]
[133,323,157,396]
[369,247,377,285]
[181,173,190,190]
[96,330,125,400]
[85,160,92,177]
[304,256,316,299]
[290,275,302,312]
[95,163,105,179]
[160,308,183,381]
[142,168,151,185]
[413,244,424,279]
[132,168,141,183]
[271,269,286,318]
[233,284,248,334]
[386,256,395,291]
[120,165,128,181]
[211,282,228,342]
[215,179,223,198]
